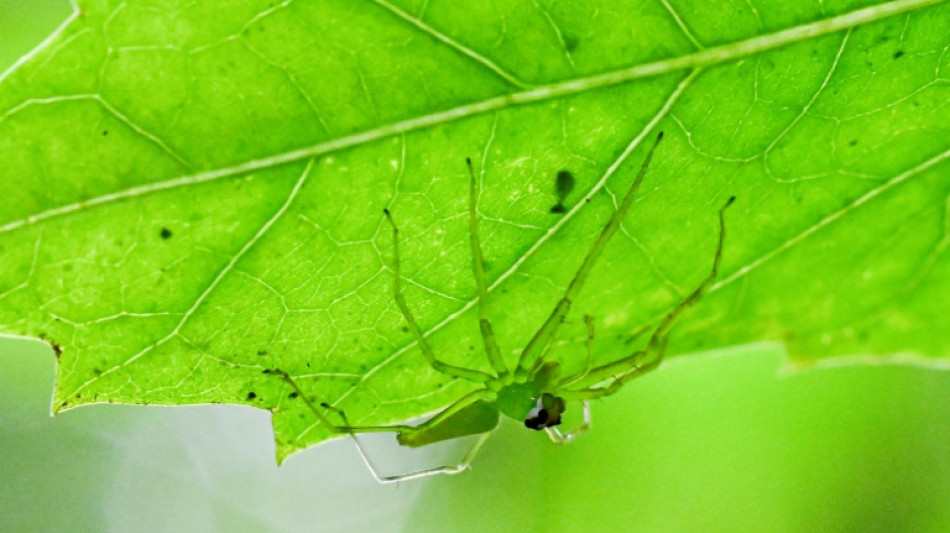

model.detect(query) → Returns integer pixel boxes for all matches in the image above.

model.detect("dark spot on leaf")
[320,402,331,408]
[563,34,579,53]
[289,392,298,399]
[160,227,173,239]
[247,392,257,400]
[102,130,108,136]
[893,50,904,59]
[556,170,574,197]
[401,326,409,333]
[61,401,68,408]
[257,349,267,356]
[75,393,81,399]
[93,367,102,375]
[38,332,47,340]
[51,343,62,357]
[849,140,858,146]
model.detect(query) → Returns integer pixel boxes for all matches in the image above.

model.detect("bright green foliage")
[0,0,948,461]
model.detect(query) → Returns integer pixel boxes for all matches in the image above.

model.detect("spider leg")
[545,400,591,444]
[466,158,509,378]
[516,132,665,376]
[559,339,666,401]
[357,432,491,484]
[335,388,497,436]
[273,368,496,482]
[319,392,495,483]
[384,209,494,384]
[559,196,735,399]
[559,315,595,387]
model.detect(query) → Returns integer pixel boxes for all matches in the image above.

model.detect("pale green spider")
[270,131,735,482]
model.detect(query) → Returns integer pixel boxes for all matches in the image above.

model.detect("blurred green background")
[2,3,950,532]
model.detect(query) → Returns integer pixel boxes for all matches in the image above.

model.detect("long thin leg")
[326,396,494,483]
[265,368,342,431]
[271,369,494,482]
[384,209,494,384]
[545,401,591,444]
[333,388,496,436]
[560,196,735,398]
[516,132,665,375]
[466,158,509,377]
[356,432,492,484]
[559,315,595,387]
[270,368,491,434]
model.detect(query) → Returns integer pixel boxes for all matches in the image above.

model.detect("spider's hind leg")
[320,396,494,483]
[271,368,496,483]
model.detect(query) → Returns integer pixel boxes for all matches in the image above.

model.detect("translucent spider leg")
[516,132,665,375]
[319,396,492,483]
[383,209,494,384]
[560,196,736,400]
[466,157,509,377]
[354,432,491,484]
[545,401,591,444]
[559,315,596,387]
[545,315,596,443]
[270,368,493,483]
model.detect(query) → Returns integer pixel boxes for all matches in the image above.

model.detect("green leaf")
[1,0,948,461]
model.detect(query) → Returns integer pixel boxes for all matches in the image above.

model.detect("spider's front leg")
[466,157,510,378]
[516,132,666,376]
[560,196,735,400]
[383,209,494,384]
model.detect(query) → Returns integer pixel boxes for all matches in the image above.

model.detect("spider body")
[271,130,736,482]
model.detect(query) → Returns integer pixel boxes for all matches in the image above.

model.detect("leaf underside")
[0,0,948,460]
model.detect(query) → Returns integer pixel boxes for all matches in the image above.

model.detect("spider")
[269,131,735,482]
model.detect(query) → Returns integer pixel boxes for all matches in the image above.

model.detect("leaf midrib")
[2,0,940,236]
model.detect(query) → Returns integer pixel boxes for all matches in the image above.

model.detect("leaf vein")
[61,159,316,402]
[2,0,941,235]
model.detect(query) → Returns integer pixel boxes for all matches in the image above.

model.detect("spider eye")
[524,409,548,430]
[524,393,567,430]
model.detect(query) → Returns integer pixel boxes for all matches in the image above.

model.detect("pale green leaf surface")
[0,0,948,460]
